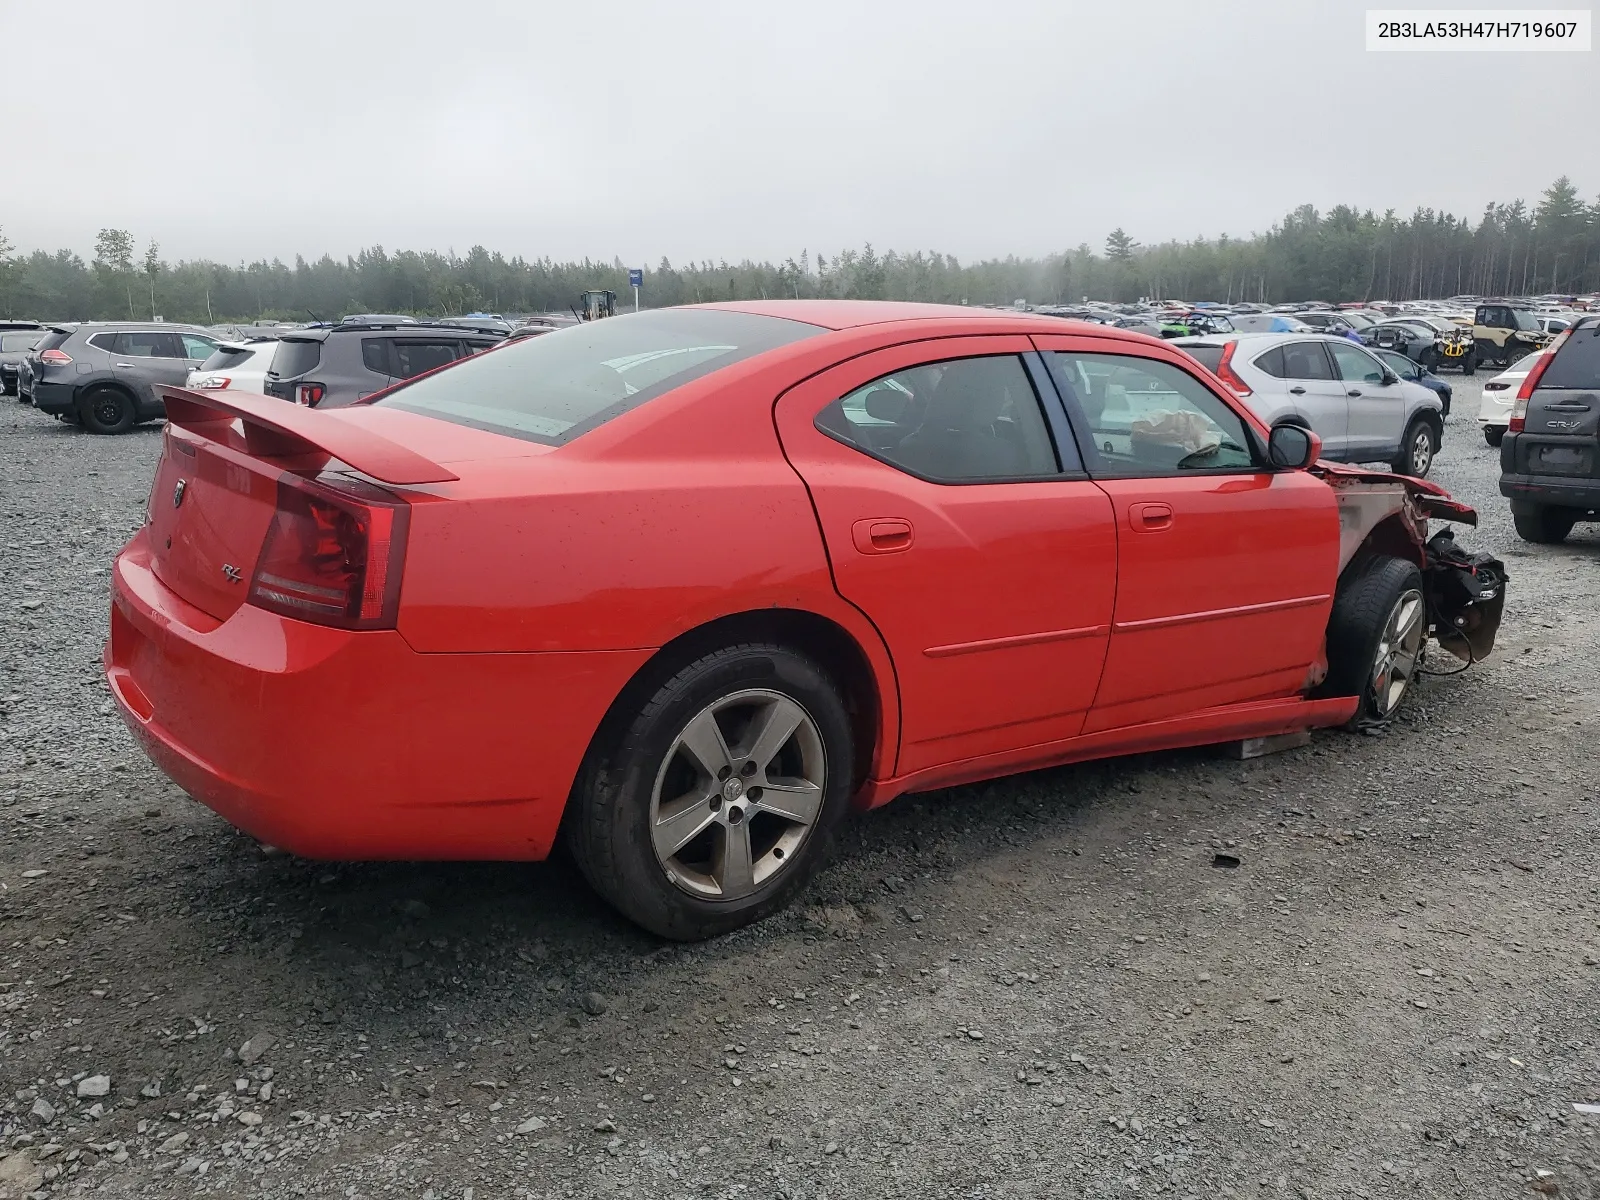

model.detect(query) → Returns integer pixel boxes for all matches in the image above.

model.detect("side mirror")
[1268,423,1320,469]
[1381,369,1400,385]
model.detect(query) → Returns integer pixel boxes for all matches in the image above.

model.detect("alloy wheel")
[1370,588,1425,718]
[649,688,827,900]
[1410,426,1434,475]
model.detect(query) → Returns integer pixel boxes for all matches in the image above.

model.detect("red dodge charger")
[105,302,1503,938]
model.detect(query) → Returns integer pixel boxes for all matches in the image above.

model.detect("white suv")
[1175,333,1446,477]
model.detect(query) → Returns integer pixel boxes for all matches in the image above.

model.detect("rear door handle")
[1347,389,1362,397]
[115,362,135,368]
[1129,502,1173,532]
[1289,386,1307,395]
[851,517,914,554]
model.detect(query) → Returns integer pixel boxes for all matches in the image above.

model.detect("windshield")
[1510,309,1539,331]
[374,309,825,444]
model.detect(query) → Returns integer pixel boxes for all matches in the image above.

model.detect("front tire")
[1483,425,1505,447]
[565,643,855,940]
[1504,344,1531,368]
[78,386,136,435]
[1461,351,1476,376]
[1392,417,1437,477]
[1321,556,1426,725]
[1513,506,1575,544]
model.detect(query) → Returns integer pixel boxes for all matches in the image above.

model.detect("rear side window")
[361,339,392,376]
[87,333,119,352]
[815,355,1063,482]
[374,309,824,444]
[1252,345,1287,377]
[390,339,463,379]
[271,339,323,378]
[114,331,184,358]
[1540,322,1600,389]
[1182,345,1225,372]
[1281,341,1334,380]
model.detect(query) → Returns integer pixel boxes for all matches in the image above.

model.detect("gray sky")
[3,0,1595,265]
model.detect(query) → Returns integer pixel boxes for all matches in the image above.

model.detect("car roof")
[697,299,1093,332]
[1172,332,1359,347]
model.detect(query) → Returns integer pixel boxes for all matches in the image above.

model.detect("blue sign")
[628,269,643,288]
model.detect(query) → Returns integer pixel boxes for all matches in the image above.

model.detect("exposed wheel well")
[582,609,884,793]
[1344,514,1425,578]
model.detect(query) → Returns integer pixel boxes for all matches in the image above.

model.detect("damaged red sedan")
[105,302,1506,939]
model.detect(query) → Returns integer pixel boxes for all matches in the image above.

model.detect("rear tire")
[1504,344,1530,368]
[1483,425,1505,447]
[78,386,136,435]
[1321,556,1426,726]
[1391,417,1437,477]
[565,643,855,940]
[1513,506,1575,544]
[1461,351,1476,376]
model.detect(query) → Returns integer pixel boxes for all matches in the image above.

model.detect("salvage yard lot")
[1,382,1597,1198]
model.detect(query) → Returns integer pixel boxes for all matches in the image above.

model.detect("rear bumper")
[105,530,651,860]
[1499,474,1600,513]
[31,379,75,414]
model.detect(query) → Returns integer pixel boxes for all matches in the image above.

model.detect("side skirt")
[854,695,1357,809]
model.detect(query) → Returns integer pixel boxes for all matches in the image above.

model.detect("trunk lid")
[145,386,471,622]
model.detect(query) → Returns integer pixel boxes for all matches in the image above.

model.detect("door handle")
[851,517,914,555]
[1289,386,1306,395]
[1347,389,1362,397]
[115,362,135,368]
[1543,402,1591,411]
[1129,502,1173,532]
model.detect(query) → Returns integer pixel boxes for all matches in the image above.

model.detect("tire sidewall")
[586,646,854,940]
[1325,556,1426,724]
[1399,418,1436,476]
[79,386,135,435]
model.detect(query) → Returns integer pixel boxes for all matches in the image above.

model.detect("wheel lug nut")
[717,766,732,781]
[747,787,763,800]
[741,762,757,777]
[728,808,744,825]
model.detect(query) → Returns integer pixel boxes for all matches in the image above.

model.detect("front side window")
[1327,342,1386,384]
[816,355,1062,482]
[1046,352,1256,475]
[375,309,823,444]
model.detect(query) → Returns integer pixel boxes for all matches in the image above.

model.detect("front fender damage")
[1313,463,1507,664]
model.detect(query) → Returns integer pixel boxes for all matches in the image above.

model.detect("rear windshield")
[35,329,74,353]
[1540,322,1600,389]
[269,339,323,379]
[373,309,825,444]
[1181,345,1225,372]
[201,347,258,371]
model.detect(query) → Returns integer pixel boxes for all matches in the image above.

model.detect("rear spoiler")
[160,386,459,486]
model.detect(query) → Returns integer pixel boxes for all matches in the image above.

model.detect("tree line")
[1,177,1596,325]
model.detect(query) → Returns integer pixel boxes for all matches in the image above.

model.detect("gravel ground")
[1,383,1597,1200]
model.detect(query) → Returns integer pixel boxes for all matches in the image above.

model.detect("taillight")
[296,383,325,406]
[1508,349,1556,433]
[248,473,409,630]
[195,375,231,390]
[39,349,72,364]
[1215,341,1252,396]
[1483,382,1509,392]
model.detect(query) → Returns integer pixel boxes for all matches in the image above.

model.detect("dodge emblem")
[172,479,187,508]
[221,564,242,583]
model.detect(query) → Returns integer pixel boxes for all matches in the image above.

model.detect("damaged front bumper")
[1315,463,1507,664]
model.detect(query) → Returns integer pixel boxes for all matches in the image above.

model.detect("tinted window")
[1540,322,1600,389]
[1280,341,1334,380]
[270,339,323,378]
[361,339,392,375]
[391,340,463,379]
[33,329,74,353]
[1182,345,1225,372]
[114,331,184,358]
[86,333,119,352]
[375,309,824,444]
[181,334,218,360]
[1327,342,1386,385]
[1252,345,1287,377]
[815,355,1062,482]
[1046,352,1256,476]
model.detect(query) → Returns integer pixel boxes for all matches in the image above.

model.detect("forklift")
[573,290,617,322]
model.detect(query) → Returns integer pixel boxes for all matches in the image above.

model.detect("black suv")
[265,321,503,408]
[1,321,45,395]
[1499,315,1600,543]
